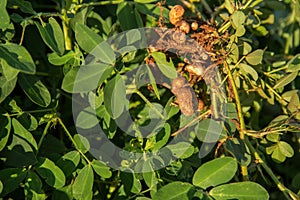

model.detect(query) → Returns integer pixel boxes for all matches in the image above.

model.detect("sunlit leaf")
[0,43,35,74]
[75,23,106,56]
[192,157,237,189]
[91,160,112,178]
[151,52,177,79]
[245,49,264,65]
[36,157,66,189]
[35,18,65,55]
[12,118,37,150]
[18,74,51,107]
[152,181,194,200]
[278,141,294,158]
[273,71,298,89]
[56,151,81,177]
[209,182,269,200]
[0,0,10,30]
[73,165,94,200]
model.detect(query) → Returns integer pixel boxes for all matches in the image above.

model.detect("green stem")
[37,121,51,155]
[57,118,91,164]
[26,108,55,114]
[244,138,298,200]
[61,9,72,50]
[224,62,248,180]
[171,110,211,136]
[75,0,123,9]
[135,89,166,120]
[264,65,288,75]
[225,61,297,198]
[224,62,246,138]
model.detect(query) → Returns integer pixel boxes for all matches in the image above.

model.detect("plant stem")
[135,89,166,120]
[57,117,91,164]
[61,9,72,50]
[36,121,51,155]
[224,62,246,138]
[76,0,123,9]
[223,61,248,180]
[244,138,299,200]
[224,62,298,199]
[171,110,211,136]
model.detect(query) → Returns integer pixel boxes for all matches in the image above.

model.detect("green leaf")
[48,17,65,53]
[134,0,158,3]
[35,157,66,189]
[0,0,10,30]
[7,0,36,14]
[152,123,171,152]
[242,42,252,55]
[61,67,79,93]
[166,142,194,159]
[271,146,286,162]
[287,93,299,113]
[70,6,91,29]
[0,76,17,104]
[56,151,81,177]
[235,25,246,37]
[48,51,75,66]
[73,134,90,154]
[278,141,294,158]
[245,49,264,65]
[0,168,27,197]
[17,112,38,131]
[151,52,177,79]
[75,23,103,53]
[286,54,300,72]
[72,165,94,200]
[152,181,194,200]
[117,2,141,31]
[192,157,237,189]
[196,119,225,142]
[120,171,142,194]
[104,74,127,119]
[0,43,36,74]
[226,138,251,166]
[76,106,99,129]
[52,185,73,200]
[24,171,46,200]
[18,73,51,107]
[142,159,158,188]
[266,144,276,155]
[209,182,269,200]
[91,160,112,178]
[231,11,246,28]
[35,18,65,55]
[240,63,258,81]
[0,115,11,151]
[273,71,298,89]
[12,118,37,150]
[74,63,113,93]
[1,134,37,167]
[1,59,19,81]
[0,180,2,195]
[146,64,160,100]
[136,197,152,200]
[266,133,280,142]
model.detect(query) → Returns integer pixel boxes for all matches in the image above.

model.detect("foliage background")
[0,0,299,199]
